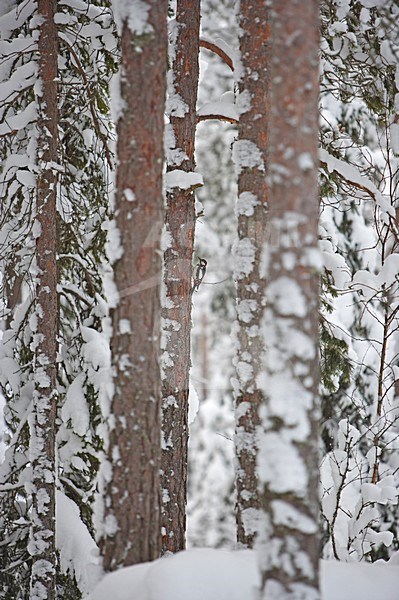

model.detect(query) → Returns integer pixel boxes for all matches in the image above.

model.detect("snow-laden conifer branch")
[320,149,395,216]
[58,33,114,169]
[318,0,399,563]
[0,0,117,594]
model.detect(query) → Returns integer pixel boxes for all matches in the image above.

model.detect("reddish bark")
[234,0,269,548]
[30,0,58,597]
[259,0,320,595]
[161,0,201,554]
[100,1,168,570]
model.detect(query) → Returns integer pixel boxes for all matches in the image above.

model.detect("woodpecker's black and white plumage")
[192,258,207,292]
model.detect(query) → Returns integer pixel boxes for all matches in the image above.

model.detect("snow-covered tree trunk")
[161,0,201,555]
[100,0,168,570]
[257,1,320,598]
[29,0,58,597]
[233,0,269,548]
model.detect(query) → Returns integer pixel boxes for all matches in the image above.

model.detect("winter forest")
[1,0,399,598]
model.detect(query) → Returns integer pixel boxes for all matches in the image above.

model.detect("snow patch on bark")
[232,139,265,175]
[232,238,256,279]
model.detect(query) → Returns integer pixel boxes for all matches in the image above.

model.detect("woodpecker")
[192,257,207,292]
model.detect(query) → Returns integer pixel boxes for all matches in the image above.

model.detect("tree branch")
[199,38,234,71]
[58,34,113,170]
[197,113,238,125]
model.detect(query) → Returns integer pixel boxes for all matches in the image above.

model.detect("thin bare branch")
[200,38,234,71]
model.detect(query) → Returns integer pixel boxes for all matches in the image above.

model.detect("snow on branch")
[197,100,238,125]
[319,148,395,217]
[164,170,203,192]
[58,32,114,169]
[200,37,235,71]
[197,92,238,125]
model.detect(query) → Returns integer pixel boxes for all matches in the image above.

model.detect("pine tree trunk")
[100,1,168,570]
[29,0,58,597]
[257,1,320,598]
[233,0,269,548]
[161,0,201,554]
[199,312,209,402]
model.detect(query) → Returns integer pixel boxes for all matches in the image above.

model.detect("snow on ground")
[89,548,399,600]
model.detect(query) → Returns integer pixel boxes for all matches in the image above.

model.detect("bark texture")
[161,0,201,554]
[101,1,168,570]
[29,0,58,597]
[258,1,320,598]
[234,0,269,548]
